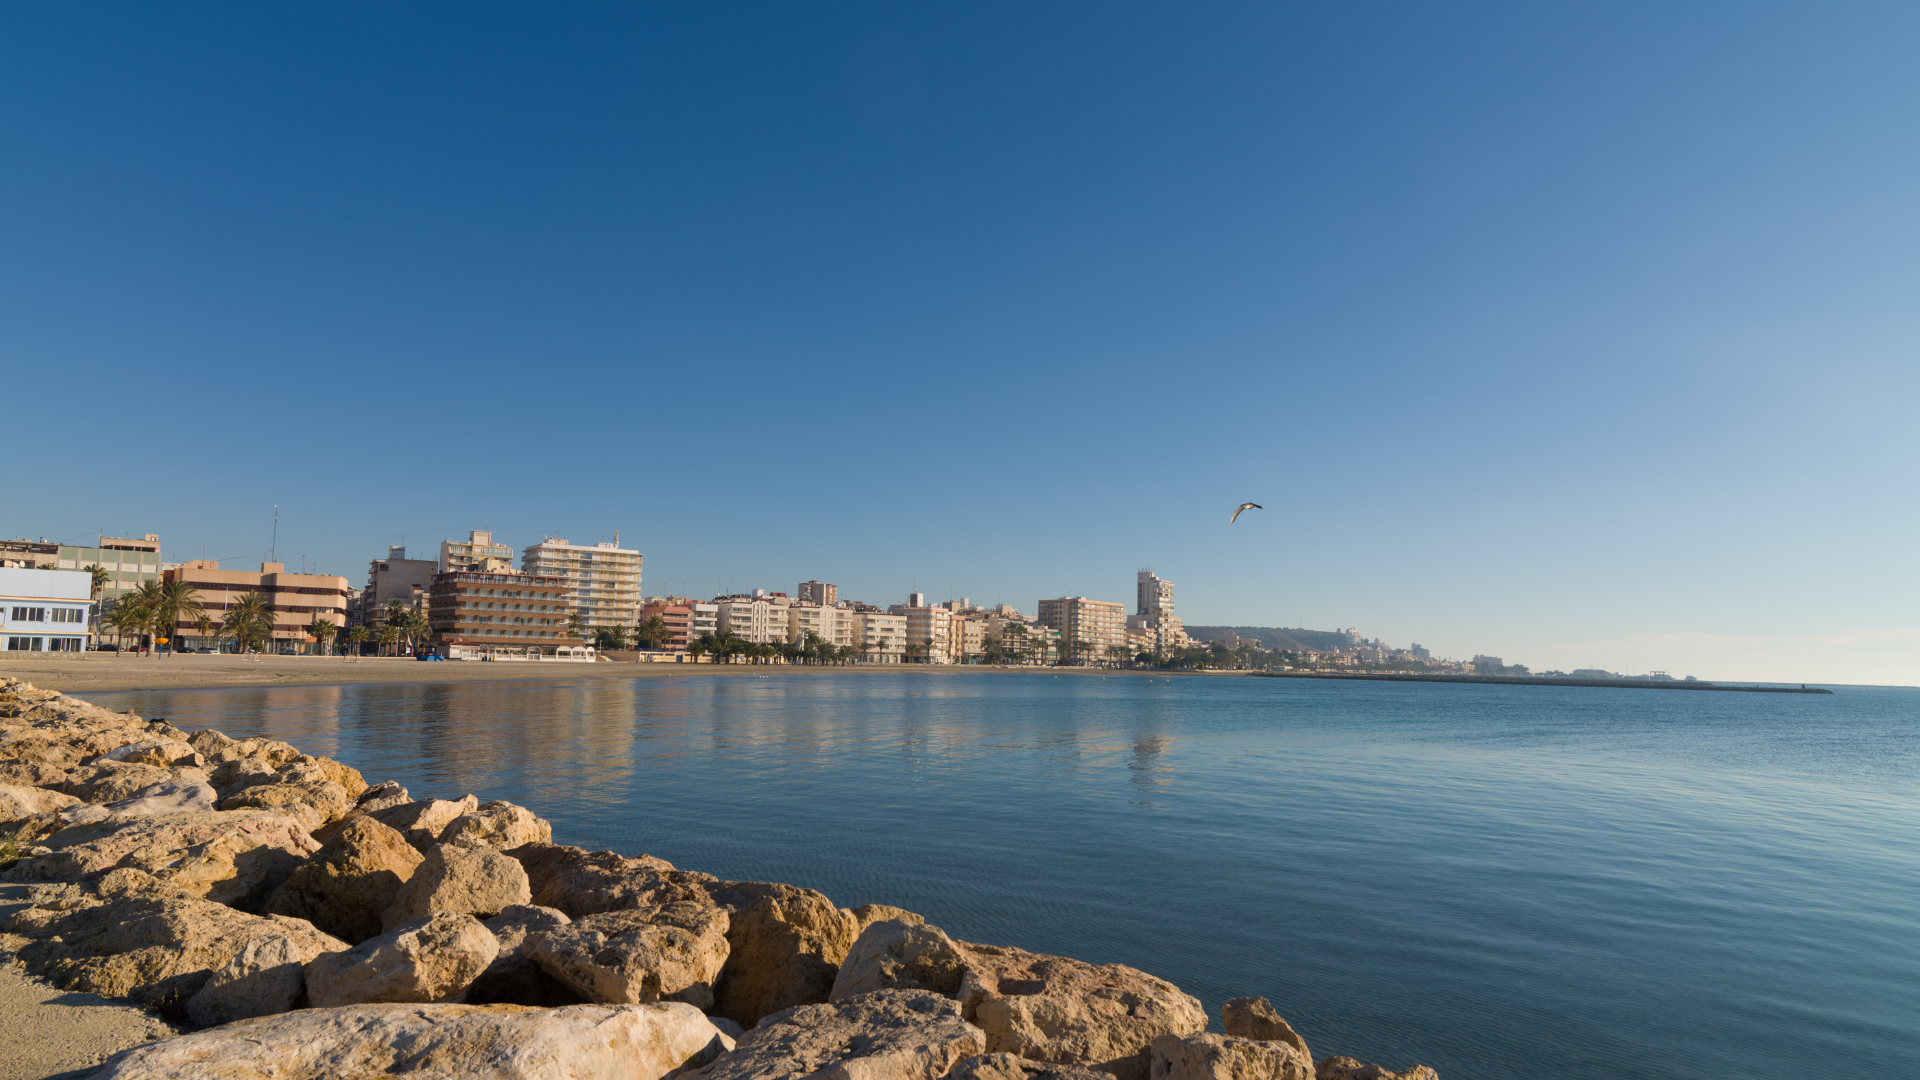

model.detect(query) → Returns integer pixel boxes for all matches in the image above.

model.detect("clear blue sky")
[5,3,1916,683]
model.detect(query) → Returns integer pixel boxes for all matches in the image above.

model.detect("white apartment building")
[715,595,794,644]
[789,603,856,648]
[1127,569,1188,653]
[851,610,906,662]
[1,568,92,653]
[1038,596,1128,664]
[521,537,643,632]
[688,602,719,643]
[440,530,515,574]
[889,603,952,664]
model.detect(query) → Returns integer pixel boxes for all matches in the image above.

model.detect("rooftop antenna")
[270,505,279,564]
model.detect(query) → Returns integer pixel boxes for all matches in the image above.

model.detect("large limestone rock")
[1151,1034,1314,1080]
[692,989,985,1080]
[0,680,174,768]
[266,814,423,943]
[529,901,731,1010]
[369,794,481,851]
[830,918,971,1001]
[207,755,282,800]
[184,933,310,1028]
[382,843,532,931]
[91,1001,735,1080]
[467,904,585,1007]
[304,911,499,1007]
[1313,1060,1438,1080]
[511,842,718,917]
[293,753,368,800]
[219,778,353,830]
[0,760,75,789]
[439,798,553,850]
[187,728,302,768]
[355,779,410,812]
[0,782,80,822]
[946,1054,1114,1080]
[61,760,194,803]
[99,737,203,768]
[1221,998,1310,1060]
[851,903,926,934]
[59,776,217,824]
[5,868,348,1006]
[4,809,320,908]
[955,942,1206,1080]
[709,880,859,1028]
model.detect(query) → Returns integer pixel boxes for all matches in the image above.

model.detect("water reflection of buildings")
[1129,735,1172,796]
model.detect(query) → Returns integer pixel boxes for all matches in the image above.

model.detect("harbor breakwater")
[0,677,1437,1080]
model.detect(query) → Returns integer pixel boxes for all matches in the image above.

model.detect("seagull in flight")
[1230,502,1262,525]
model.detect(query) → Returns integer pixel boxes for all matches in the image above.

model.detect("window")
[5,636,42,651]
[10,607,47,622]
[53,637,82,652]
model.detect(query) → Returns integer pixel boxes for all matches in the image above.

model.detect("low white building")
[1,568,92,653]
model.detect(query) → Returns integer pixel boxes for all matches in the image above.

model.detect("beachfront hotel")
[521,536,642,634]
[427,567,582,650]
[162,561,350,652]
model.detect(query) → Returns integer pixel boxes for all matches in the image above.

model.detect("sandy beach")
[0,655,1174,696]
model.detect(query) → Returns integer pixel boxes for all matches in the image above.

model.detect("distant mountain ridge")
[1183,626,1360,653]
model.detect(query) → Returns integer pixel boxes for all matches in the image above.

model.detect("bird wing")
[1230,502,1262,526]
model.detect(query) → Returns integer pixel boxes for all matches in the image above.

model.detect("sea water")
[87,673,1920,1079]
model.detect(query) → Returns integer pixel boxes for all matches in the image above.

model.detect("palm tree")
[82,564,109,650]
[348,625,371,657]
[142,580,204,657]
[222,592,275,654]
[306,616,338,656]
[194,613,216,652]
[376,624,401,656]
[565,612,590,641]
[103,601,148,656]
[633,614,669,650]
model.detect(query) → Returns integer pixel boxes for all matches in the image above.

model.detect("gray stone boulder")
[691,989,985,1080]
[830,918,971,1001]
[1313,1059,1438,1080]
[304,911,499,1007]
[510,842,719,917]
[1151,1034,1314,1080]
[1221,998,1310,1060]
[708,880,859,1028]
[438,798,553,850]
[529,901,731,1010]
[382,843,533,931]
[466,904,585,1007]
[266,814,423,944]
[955,941,1207,1080]
[5,867,348,1006]
[4,809,320,908]
[92,1001,735,1080]
[184,933,311,1028]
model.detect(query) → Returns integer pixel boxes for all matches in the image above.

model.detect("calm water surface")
[88,672,1920,1080]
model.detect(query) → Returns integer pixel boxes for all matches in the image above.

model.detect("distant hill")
[1183,626,1359,652]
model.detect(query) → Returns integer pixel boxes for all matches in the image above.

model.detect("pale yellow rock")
[1151,1033,1314,1080]
[1221,997,1310,1060]
[91,1001,735,1080]
[98,738,203,769]
[381,843,532,931]
[943,1053,1114,1080]
[184,933,310,1028]
[6,868,348,1007]
[1314,1058,1438,1080]
[0,782,81,821]
[709,880,859,1027]
[510,842,718,917]
[850,903,927,934]
[369,794,480,851]
[438,798,553,850]
[529,901,730,1010]
[830,918,971,1001]
[218,778,352,829]
[7,809,320,908]
[467,904,584,1007]
[691,989,985,1080]
[956,941,1207,1080]
[304,911,499,1007]
[266,814,423,944]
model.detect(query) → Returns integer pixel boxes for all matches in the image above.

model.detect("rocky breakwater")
[0,677,1439,1080]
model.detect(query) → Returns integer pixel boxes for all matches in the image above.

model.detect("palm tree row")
[98,579,206,657]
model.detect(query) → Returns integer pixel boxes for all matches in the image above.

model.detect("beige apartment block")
[2,534,165,604]
[429,569,580,648]
[789,603,856,648]
[362,545,438,627]
[950,613,988,663]
[851,610,906,662]
[715,595,786,644]
[887,603,952,663]
[440,530,515,574]
[1127,569,1188,653]
[1037,596,1127,664]
[521,537,642,632]
[797,580,838,606]
[163,561,349,652]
